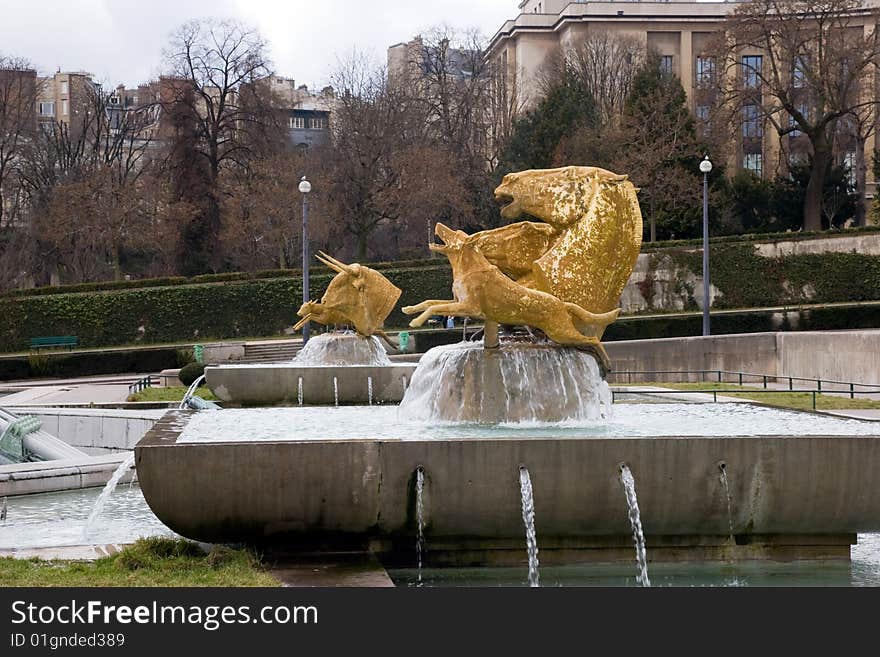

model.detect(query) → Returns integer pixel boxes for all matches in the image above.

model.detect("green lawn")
[0,538,279,587]
[640,381,880,412]
[127,386,217,403]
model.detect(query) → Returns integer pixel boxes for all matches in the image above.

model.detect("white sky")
[0,0,515,89]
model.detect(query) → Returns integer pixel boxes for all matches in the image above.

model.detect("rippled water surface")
[177,403,879,443]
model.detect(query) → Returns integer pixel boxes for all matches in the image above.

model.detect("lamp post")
[298,175,312,345]
[699,155,713,337]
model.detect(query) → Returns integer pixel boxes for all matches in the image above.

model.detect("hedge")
[605,303,880,342]
[0,265,453,353]
[0,346,184,381]
[661,247,880,309]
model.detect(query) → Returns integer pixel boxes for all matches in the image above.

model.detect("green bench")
[29,336,78,351]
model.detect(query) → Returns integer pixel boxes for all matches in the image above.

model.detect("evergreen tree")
[497,65,597,174]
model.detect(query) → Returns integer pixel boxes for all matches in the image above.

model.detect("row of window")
[662,54,809,90]
[288,116,328,130]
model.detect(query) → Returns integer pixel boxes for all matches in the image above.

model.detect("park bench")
[29,336,78,351]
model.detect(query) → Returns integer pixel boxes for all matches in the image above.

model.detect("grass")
[127,386,217,403]
[0,538,279,587]
[637,381,880,411]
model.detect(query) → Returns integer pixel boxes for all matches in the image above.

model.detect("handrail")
[127,375,156,396]
[611,387,880,411]
[609,368,880,398]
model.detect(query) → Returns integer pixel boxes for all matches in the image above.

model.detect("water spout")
[1,496,6,522]
[519,466,540,587]
[298,377,303,406]
[619,463,650,587]
[333,377,339,407]
[83,453,135,541]
[415,466,425,585]
[368,376,374,406]
[719,462,734,541]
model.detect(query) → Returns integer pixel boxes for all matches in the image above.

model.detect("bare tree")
[565,31,644,129]
[0,57,40,230]
[721,0,880,231]
[162,19,279,273]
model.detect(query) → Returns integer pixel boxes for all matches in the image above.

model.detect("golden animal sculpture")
[402,166,643,372]
[294,252,402,338]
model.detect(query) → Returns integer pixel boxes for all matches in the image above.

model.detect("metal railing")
[609,369,880,399]
[127,375,156,396]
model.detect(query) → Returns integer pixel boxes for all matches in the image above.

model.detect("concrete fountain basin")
[135,408,880,565]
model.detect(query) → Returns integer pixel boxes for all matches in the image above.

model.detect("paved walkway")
[0,384,132,406]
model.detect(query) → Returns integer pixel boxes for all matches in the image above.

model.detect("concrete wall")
[0,453,134,496]
[17,408,165,455]
[136,411,880,561]
[605,329,880,385]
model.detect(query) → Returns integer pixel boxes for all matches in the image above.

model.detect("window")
[61,99,68,115]
[38,101,55,117]
[696,57,715,87]
[60,80,68,95]
[660,55,673,75]
[792,55,808,88]
[742,55,762,88]
[742,105,762,139]
[743,153,763,177]
[789,102,808,137]
[310,116,328,129]
[843,151,857,188]
[696,105,711,122]
[289,116,305,129]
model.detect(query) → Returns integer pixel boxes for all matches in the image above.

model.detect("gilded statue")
[402,166,643,373]
[295,252,402,338]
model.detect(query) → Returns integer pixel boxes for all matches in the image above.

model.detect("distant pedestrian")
[446,316,455,329]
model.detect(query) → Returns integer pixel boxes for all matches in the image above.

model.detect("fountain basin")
[206,363,418,406]
[135,408,880,564]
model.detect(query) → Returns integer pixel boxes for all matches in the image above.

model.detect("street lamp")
[699,155,713,337]
[298,175,312,345]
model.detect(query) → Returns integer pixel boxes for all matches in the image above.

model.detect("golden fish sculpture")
[402,166,643,373]
[294,252,402,338]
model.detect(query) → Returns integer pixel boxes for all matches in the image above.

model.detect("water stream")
[333,377,339,407]
[719,463,734,541]
[298,377,303,406]
[619,464,651,587]
[519,466,540,587]
[415,467,425,586]
[82,453,136,541]
[368,377,374,406]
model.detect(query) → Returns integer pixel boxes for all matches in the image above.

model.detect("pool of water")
[3,485,879,587]
[0,485,176,550]
[175,403,880,443]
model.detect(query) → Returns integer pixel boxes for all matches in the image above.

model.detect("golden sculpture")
[402,166,643,373]
[294,252,402,338]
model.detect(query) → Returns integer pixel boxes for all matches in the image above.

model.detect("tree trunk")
[356,233,369,260]
[804,136,831,232]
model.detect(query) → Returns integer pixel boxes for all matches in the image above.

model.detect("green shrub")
[179,362,206,386]
[27,353,52,377]
[176,348,195,367]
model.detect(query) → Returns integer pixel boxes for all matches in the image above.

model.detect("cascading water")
[519,466,540,588]
[298,377,303,406]
[333,377,339,406]
[719,462,734,541]
[292,333,392,366]
[82,453,135,541]
[415,467,425,586]
[399,342,612,424]
[368,377,374,406]
[619,464,650,587]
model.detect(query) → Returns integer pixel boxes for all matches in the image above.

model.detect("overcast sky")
[0,0,515,89]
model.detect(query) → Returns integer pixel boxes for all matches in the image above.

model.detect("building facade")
[487,1,880,205]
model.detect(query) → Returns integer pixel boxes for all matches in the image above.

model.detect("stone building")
[486,1,880,205]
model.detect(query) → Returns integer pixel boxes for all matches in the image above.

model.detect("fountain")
[205,252,416,406]
[135,166,880,570]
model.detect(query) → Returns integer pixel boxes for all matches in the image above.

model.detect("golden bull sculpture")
[294,252,402,338]
[403,166,643,372]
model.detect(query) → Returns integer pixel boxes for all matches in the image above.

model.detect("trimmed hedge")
[0,347,182,381]
[0,266,453,353]
[605,303,880,342]
[663,247,880,309]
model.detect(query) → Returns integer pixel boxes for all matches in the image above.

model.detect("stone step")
[242,341,301,364]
